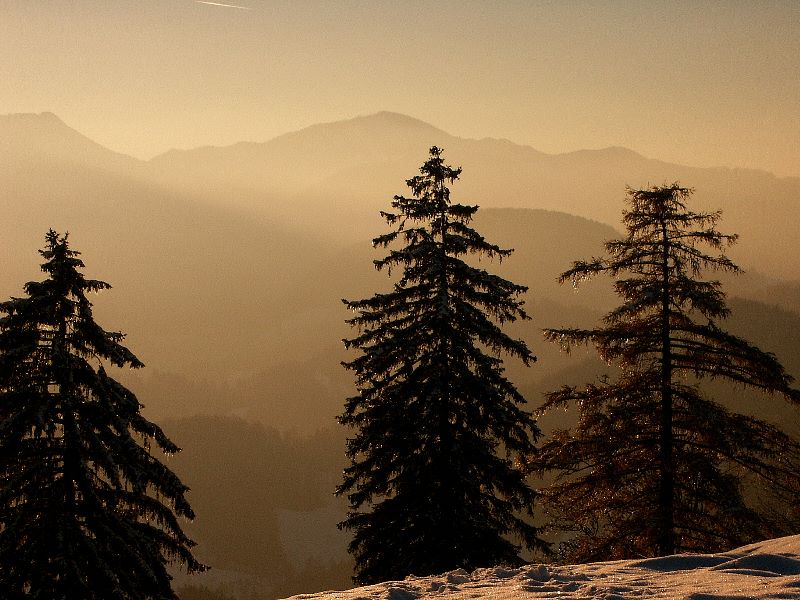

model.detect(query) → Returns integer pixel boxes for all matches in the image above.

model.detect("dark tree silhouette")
[337,147,544,584]
[0,231,205,599]
[539,184,800,561]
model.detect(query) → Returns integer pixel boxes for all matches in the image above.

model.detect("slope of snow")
[282,535,800,600]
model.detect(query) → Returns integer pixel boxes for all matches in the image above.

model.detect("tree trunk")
[657,218,674,556]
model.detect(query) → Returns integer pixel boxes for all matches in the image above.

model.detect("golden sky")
[2,1,798,176]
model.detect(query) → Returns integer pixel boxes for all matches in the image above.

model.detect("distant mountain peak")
[356,110,443,129]
[559,145,646,161]
[34,111,63,122]
[598,145,642,156]
[0,111,140,168]
[291,110,450,139]
[1,111,67,127]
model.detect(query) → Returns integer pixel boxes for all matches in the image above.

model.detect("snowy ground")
[282,535,800,600]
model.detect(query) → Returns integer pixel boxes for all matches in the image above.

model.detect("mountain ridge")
[5,110,797,183]
[3,110,799,280]
[0,111,143,170]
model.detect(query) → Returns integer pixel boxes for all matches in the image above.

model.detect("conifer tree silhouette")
[337,148,544,584]
[0,230,205,599]
[539,185,800,561]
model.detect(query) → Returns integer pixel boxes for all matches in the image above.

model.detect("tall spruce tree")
[539,184,800,561]
[337,147,544,584]
[0,231,205,599]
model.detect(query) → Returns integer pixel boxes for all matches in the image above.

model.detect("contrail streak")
[194,0,251,9]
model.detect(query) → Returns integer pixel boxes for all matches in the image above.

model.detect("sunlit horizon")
[2,1,798,177]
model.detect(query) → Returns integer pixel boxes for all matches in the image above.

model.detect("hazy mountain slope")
[302,143,800,279]
[0,111,143,172]
[126,207,800,434]
[0,114,330,378]
[149,111,454,196]
[164,416,351,599]
[2,111,798,430]
[727,278,800,315]
[149,111,800,279]
[118,207,618,429]
[0,183,322,378]
[2,113,629,426]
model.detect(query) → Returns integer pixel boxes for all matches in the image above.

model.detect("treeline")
[0,147,799,598]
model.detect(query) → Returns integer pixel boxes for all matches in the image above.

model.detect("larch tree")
[539,184,800,562]
[0,230,206,599]
[337,147,544,584]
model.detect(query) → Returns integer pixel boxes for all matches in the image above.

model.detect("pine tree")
[539,184,800,561]
[0,230,206,599]
[337,147,544,584]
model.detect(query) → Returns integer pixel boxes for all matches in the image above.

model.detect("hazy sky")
[2,1,798,176]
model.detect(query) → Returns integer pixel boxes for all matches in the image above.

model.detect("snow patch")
[281,535,800,600]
